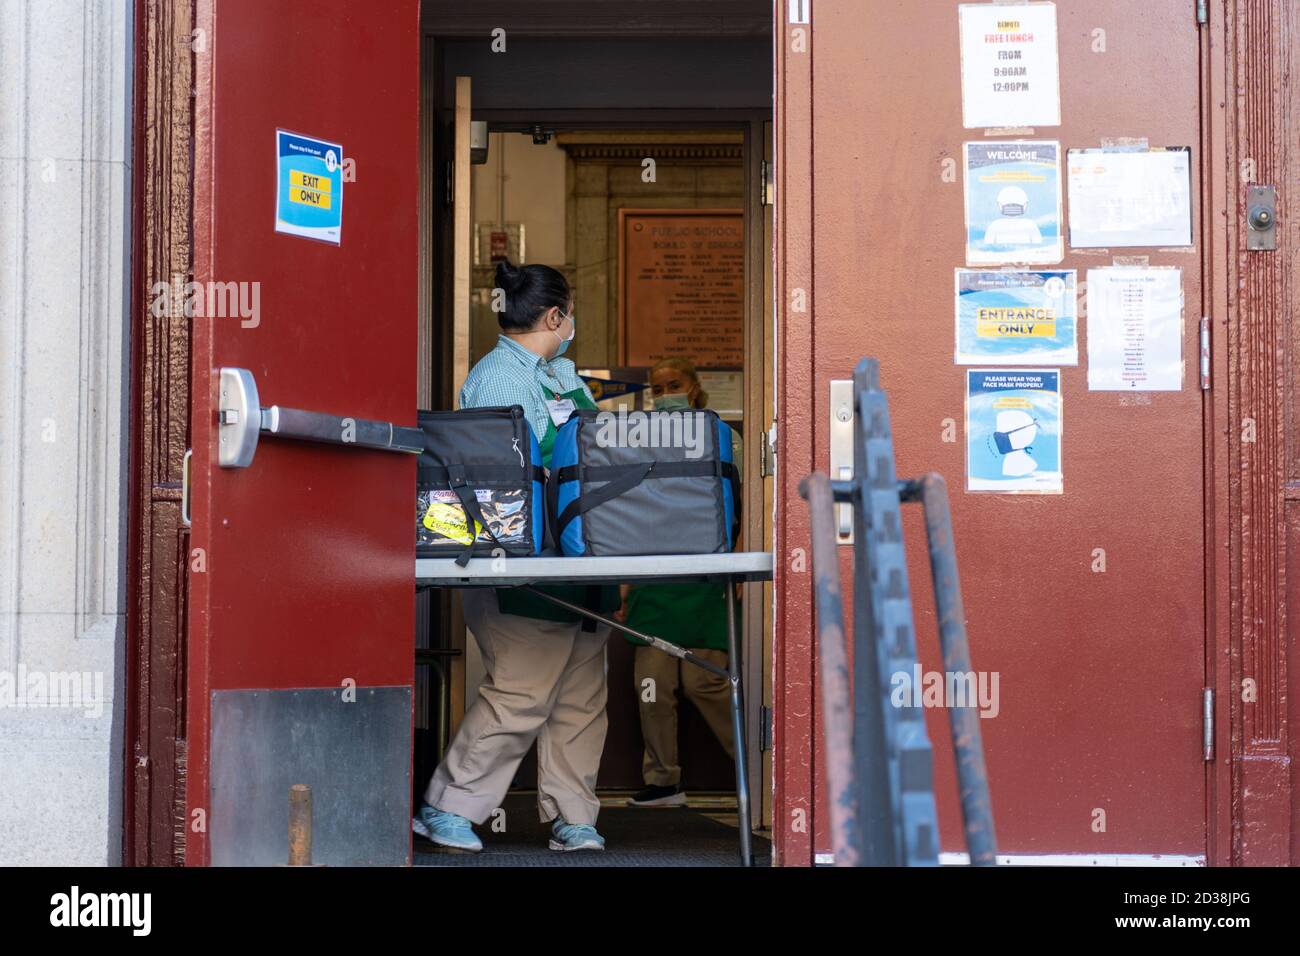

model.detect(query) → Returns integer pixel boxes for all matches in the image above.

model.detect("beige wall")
[468,130,744,372]
[471,133,567,266]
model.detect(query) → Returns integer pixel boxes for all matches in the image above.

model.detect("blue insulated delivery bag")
[547,408,740,557]
[417,406,545,566]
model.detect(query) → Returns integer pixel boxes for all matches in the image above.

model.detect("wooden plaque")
[618,208,744,367]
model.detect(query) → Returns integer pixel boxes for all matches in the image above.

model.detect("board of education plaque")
[618,208,744,368]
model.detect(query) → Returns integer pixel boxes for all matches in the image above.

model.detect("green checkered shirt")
[460,334,594,441]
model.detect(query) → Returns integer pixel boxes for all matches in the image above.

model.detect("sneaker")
[626,784,688,808]
[548,817,606,852]
[412,804,483,852]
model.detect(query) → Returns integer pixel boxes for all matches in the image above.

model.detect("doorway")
[413,8,775,864]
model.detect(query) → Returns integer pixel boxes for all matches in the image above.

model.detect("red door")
[776,0,1208,861]
[187,0,421,865]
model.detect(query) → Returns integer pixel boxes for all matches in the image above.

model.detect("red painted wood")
[773,5,818,866]
[186,0,420,865]
[1226,0,1296,866]
[780,0,1210,858]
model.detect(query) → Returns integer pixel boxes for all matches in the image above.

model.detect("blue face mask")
[993,420,1036,454]
[551,311,575,358]
[653,392,692,410]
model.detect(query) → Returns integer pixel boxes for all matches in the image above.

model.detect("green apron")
[623,582,730,651]
[494,384,621,623]
[621,430,740,651]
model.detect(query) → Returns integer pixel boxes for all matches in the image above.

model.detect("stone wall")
[0,0,133,865]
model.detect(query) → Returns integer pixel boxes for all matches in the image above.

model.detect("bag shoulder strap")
[554,461,654,538]
[446,463,504,567]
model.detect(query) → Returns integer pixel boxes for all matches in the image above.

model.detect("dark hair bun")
[492,260,572,333]
[494,259,526,295]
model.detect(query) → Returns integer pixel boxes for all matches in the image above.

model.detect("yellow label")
[289,186,331,209]
[976,306,1057,339]
[290,169,332,193]
[992,396,1033,409]
[422,501,482,545]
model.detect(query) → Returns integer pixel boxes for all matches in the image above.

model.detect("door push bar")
[217,367,424,468]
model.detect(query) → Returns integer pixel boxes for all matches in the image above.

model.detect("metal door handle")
[218,367,424,468]
[829,379,855,543]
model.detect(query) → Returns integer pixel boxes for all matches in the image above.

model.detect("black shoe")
[626,784,687,808]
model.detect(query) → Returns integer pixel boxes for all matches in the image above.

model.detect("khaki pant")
[634,645,735,787]
[425,588,611,825]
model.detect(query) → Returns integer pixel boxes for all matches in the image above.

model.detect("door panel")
[807,1,1205,855]
[188,0,420,865]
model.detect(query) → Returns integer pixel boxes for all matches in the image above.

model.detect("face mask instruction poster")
[275,130,344,244]
[958,2,1061,129]
[966,369,1063,494]
[964,141,1063,265]
[1086,267,1184,391]
[954,269,1077,365]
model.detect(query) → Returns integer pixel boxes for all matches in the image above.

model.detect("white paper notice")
[959,2,1061,129]
[1067,149,1194,248]
[1086,268,1183,391]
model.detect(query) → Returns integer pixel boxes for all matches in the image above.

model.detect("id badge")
[545,398,577,428]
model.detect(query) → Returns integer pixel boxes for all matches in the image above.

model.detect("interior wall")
[468,130,746,372]
[472,134,568,265]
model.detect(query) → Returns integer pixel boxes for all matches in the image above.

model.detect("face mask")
[653,392,692,411]
[551,312,575,358]
[993,419,1036,454]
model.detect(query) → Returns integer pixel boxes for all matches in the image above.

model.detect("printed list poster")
[1086,268,1183,391]
[958,2,1061,129]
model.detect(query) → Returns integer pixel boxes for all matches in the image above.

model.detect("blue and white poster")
[275,130,343,244]
[966,369,1062,494]
[954,269,1077,365]
[963,141,1062,265]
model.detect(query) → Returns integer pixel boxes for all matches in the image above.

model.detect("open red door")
[186,0,421,866]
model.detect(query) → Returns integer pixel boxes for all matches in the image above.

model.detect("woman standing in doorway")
[616,357,739,807]
[414,260,617,853]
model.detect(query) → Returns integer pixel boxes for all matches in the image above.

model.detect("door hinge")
[760,424,777,478]
[1196,0,1207,25]
[759,704,773,752]
[1199,317,1211,390]
[181,448,193,527]
[760,160,774,207]
[1202,687,1215,761]
[444,160,454,207]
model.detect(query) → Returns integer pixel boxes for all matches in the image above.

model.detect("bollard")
[287,783,313,867]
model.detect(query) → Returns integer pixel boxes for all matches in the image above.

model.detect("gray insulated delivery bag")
[417,406,545,566]
[547,408,740,557]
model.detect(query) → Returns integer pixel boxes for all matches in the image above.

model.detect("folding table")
[415,551,774,866]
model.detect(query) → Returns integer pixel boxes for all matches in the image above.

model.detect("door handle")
[217,367,424,469]
[829,379,854,544]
